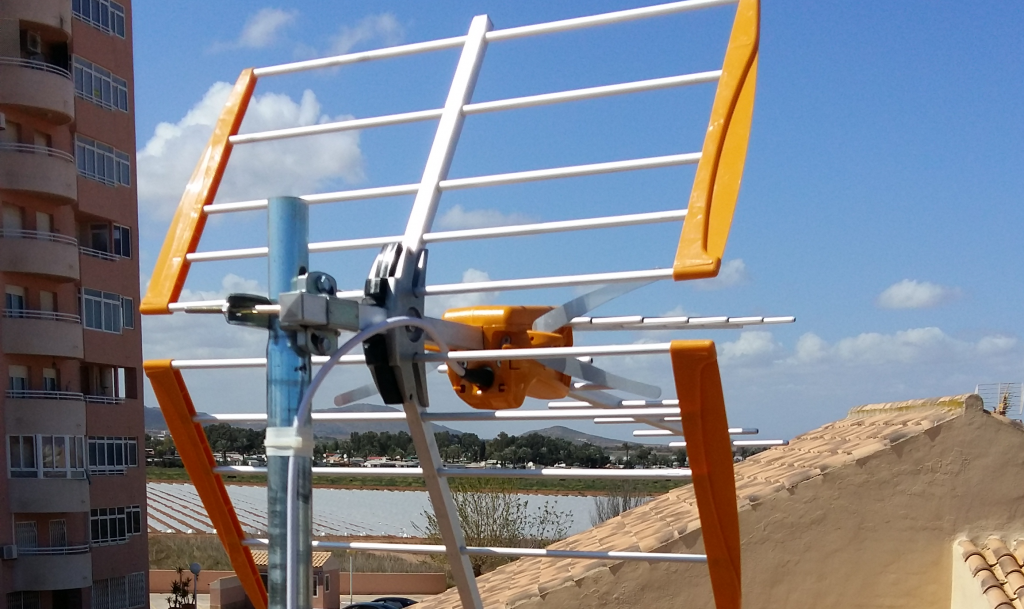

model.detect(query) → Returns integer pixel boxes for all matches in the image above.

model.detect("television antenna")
[142,1,785,608]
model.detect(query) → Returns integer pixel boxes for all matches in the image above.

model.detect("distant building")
[0,1,147,607]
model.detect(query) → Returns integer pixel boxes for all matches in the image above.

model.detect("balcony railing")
[0,56,72,80]
[0,229,78,246]
[79,246,118,261]
[18,544,90,556]
[6,390,85,401]
[84,395,125,405]
[0,142,75,163]
[3,309,81,323]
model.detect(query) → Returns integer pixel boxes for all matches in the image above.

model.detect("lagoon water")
[148,483,599,537]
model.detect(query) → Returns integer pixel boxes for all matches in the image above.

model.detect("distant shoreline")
[146,467,688,496]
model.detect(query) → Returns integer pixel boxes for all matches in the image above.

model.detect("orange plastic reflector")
[141,69,257,315]
[674,0,759,281]
[144,360,268,609]
[670,340,741,609]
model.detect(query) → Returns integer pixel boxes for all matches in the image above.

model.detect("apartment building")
[0,2,146,608]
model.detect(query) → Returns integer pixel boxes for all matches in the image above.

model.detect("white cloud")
[719,330,779,364]
[237,8,297,49]
[425,268,497,317]
[791,332,828,364]
[330,13,404,55]
[137,82,365,220]
[877,279,960,309]
[436,205,535,231]
[783,327,1016,366]
[692,259,749,291]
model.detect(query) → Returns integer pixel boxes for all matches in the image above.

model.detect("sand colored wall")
[508,405,1024,609]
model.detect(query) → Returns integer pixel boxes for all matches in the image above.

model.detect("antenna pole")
[267,196,312,609]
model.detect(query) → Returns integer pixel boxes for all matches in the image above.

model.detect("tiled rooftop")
[958,538,1024,609]
[250,550,334,569]
[415,394,980,609]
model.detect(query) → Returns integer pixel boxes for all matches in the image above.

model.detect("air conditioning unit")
[2,545,17,560]
[26,31,42,54]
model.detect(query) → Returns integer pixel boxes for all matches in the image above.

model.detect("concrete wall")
[150,570,235,594]
[0,237,79,281]
[8,478,88,513]
[336,573,448,596]
[513,407,1024,609]
[4,397,85,435]
[1,317,83,358]
[210,576,253,609]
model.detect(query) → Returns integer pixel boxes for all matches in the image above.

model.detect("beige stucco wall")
[8,478,89,513]
[0,236,80,281]
[4,397,85,436]
[9,553,91,592]
[513,407,1024,609]
[1,317,83,358]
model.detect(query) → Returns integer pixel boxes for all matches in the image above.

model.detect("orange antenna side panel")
[144,360,268,609]
[140,69,257,314]
[670,340,741,609]
[673,0,759,281]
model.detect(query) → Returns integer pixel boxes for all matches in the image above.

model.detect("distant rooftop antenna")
[141,2,783,609]
[975,383,1023,416]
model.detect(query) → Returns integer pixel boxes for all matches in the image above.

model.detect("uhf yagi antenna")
[143,1,787,609]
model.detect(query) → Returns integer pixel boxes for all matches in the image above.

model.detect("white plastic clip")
[265,426,314,458]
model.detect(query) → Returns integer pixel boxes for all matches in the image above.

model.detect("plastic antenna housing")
[442,306,572,410]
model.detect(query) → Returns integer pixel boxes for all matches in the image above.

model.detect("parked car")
[342,603,397,609]
[372,598,418,608]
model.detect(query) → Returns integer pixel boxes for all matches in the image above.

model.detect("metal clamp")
[362,243,431,406]
[224,271,362,356]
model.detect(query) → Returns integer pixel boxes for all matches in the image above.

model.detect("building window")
[5,286,26,316]
[87,436,137,475]
[8,435,35,477]
[92,572,145,609]
[312,574,318,598]
[113,224,131,258]
[72,0,126,38]
[324,575,330,593]
[121,297,135,330]
[7,592,41,609]
[90,505,141,546]
[42,368,58,392]
[8,365,28,392]
[73,57,128,112]
[81,288,122,333]
[75,136,130,187]
[14,522,37,550]
[8,435,86,479]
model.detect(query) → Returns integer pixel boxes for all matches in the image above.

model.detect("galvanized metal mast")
[266,196,312,609]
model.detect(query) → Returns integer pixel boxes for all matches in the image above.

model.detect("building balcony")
[4,0,73,37]
[4,393,86,436]
[8,477,89,513]
[0,57,74,124]
[9,549,91,592]
[0,229,80,280]
[0,142,77,203]
[1,310,84,359]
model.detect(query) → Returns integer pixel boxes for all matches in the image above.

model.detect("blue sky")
[133,1,1024,443]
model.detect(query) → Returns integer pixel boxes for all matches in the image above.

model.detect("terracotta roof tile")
[248,550,333,569]
[413,395,976,609]
[957,537,1024,609]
